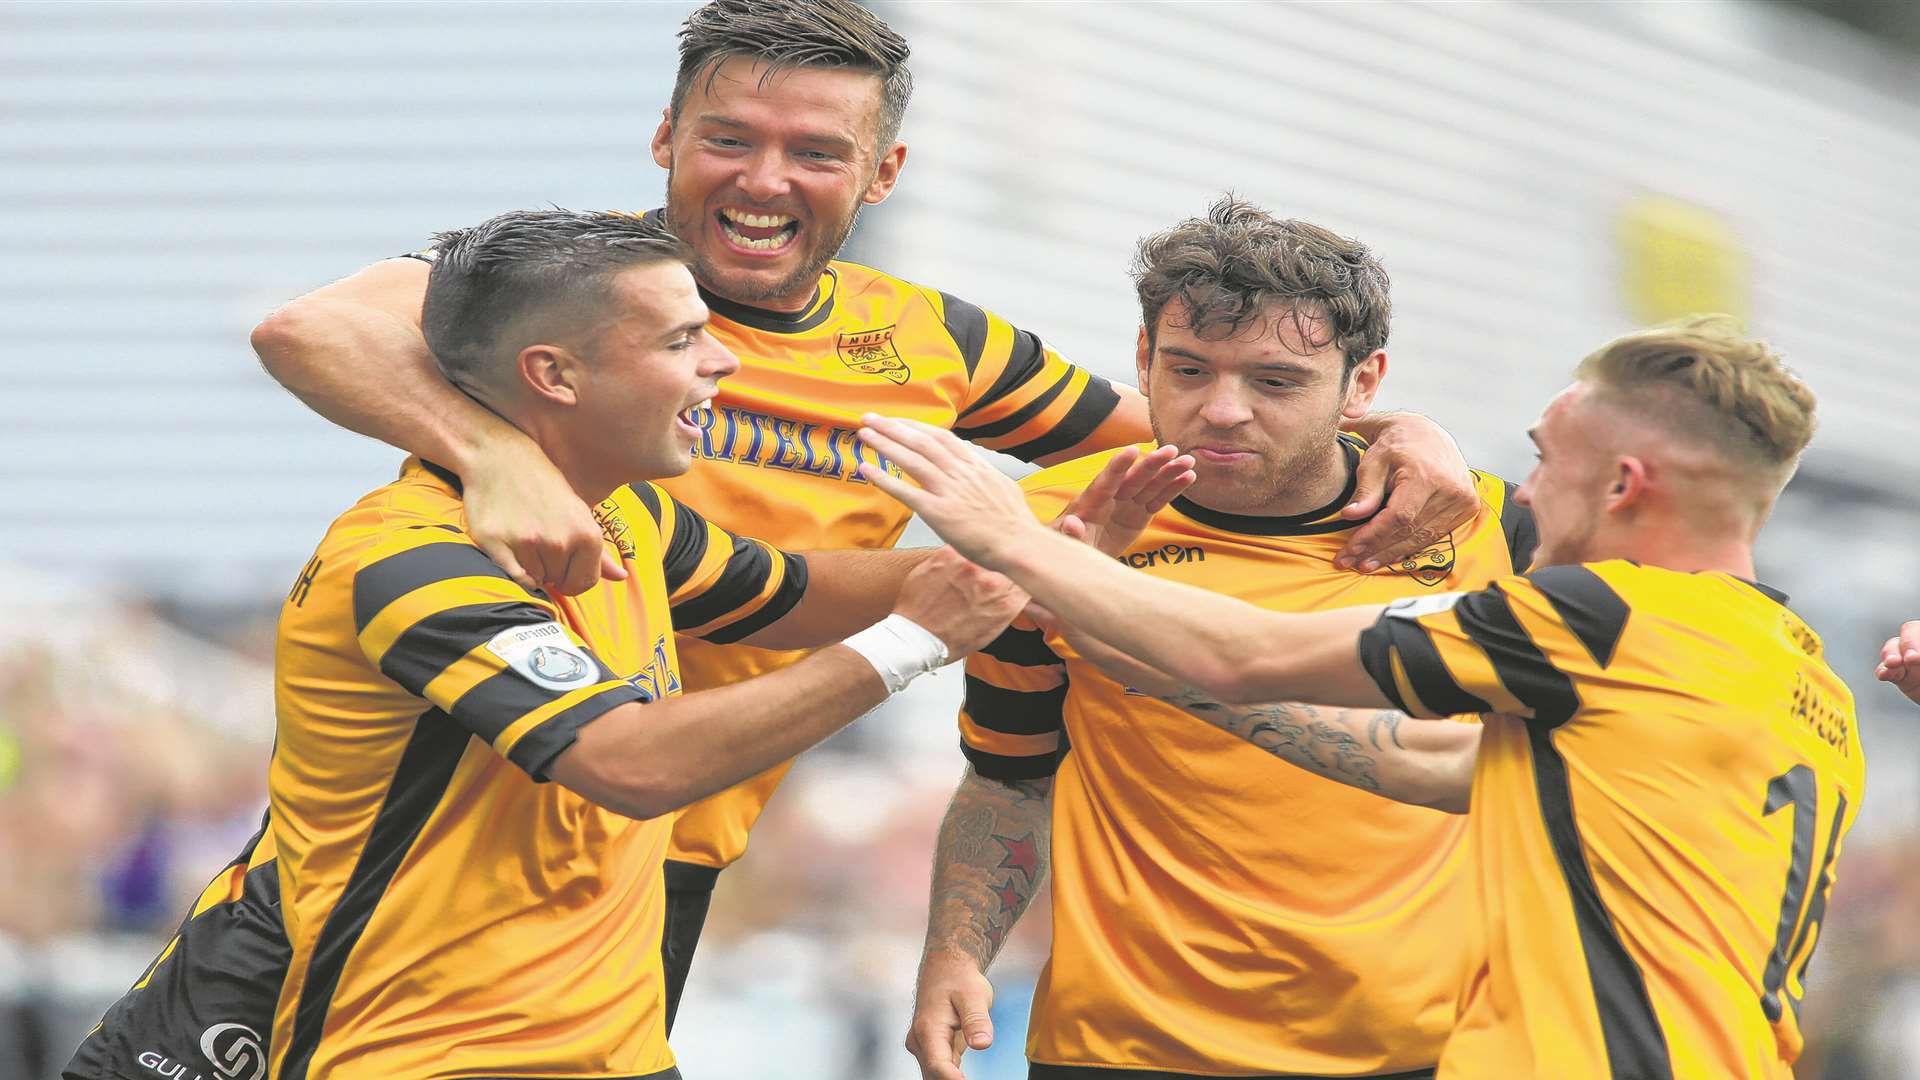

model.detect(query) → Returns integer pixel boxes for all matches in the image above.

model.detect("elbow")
[251,301,317,381]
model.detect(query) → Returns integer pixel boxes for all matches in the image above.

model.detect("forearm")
[738,547,934,650]
[923,769,1053,970]
[251,257,531,472]
[990,526,1387,704]
[1155,687,1477,812]
[553,645,889,819]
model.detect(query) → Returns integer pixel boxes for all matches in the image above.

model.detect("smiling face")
[570,261,741,486]
[652,56,906,311]
[1139,299,1383,517]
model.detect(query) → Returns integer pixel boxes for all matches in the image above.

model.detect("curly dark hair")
[1132,195,1391,379]
[672,0,913,147]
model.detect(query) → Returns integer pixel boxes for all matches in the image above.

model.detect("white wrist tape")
[843,613,950,694]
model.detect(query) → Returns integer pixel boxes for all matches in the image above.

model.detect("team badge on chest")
[1388,535,1457,586]
[836,326,910,385]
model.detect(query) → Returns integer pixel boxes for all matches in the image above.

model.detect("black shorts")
[660,859,722,1034]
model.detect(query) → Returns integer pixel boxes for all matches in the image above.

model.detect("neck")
[515,411,622,506]
[1596,521,1757,580]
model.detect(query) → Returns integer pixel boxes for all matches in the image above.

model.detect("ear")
[1133,325,1153,394]
[862,140,908,206]
[1340,350,1388,420]
[1605,455,1650,513]
[650,107,675,171]
[520,344,583,407]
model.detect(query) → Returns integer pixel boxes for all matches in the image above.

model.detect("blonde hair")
[1575,315,1816,471]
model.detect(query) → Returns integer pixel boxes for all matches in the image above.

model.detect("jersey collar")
[1170,435,1370,537]
[697,268,838,335]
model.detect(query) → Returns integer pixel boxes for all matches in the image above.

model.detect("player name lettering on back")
[690,405,898,483]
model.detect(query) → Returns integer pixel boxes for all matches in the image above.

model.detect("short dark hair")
[1132,195,1392,378]
[671,0,913,147]
[421,210,692,392]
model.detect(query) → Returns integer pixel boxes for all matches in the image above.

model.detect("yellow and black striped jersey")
[962,440,1535,1076]
[215,459,799,1080]
[403,232,1129,872]
[1358,561,1864,1079]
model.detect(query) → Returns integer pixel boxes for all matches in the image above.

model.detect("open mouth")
[715,207,800,253]
[677,399,714,439]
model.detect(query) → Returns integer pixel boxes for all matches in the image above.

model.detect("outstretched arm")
[253,257,614,595]
[907,769,1053,1080]
[1050,624,1475,811]
[857,415,1393,707]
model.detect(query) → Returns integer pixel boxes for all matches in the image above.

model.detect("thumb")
[599,549,629,582]
[959,1000,994,1050]
[1052,514,1088,541]
[1341,451,1388,519]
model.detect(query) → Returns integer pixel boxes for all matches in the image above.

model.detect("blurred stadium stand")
[2,2,1915,1077]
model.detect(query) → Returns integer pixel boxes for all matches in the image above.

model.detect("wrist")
[843,613,948,694]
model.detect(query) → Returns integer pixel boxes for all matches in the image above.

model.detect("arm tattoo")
[1161,688,1398,794]
[926,770,1052,970]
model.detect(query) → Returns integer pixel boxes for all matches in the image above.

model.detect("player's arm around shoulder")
[909,765,1055,1080]
[253,254,608,597]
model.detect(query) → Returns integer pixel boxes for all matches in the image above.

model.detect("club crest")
[836,326,909,385]
[1388,535,1457,586]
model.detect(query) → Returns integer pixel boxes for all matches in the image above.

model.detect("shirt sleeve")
[934,290,1122,464]
[352,536,643,781]
[628,483,810,645]
[959,623,1070,780]
[1356,564,1632,730]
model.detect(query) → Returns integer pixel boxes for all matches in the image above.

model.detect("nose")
[1513,477,1534,507]
[1197,385,1253,428]
[737,147,792,204]
[704,336,742,381]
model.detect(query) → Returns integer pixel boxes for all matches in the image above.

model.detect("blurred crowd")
[1,572,1915,1079]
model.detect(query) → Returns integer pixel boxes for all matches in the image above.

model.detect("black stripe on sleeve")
[937,291,991,380]
[1527,724,1675,1079]
[1357,613,1493,718]
[1501,482,1540,571]
[981,625,1063,667]
[377,600,560,696]
[668,535,772,629]
[352,542,519,633]
[697,551,809,645]
[963,675,1067,736]
[280,710,471,1080]
[441,638,615,742]
[1453,586,1580,728]
[961,739,1063,781]
[1527,565,1631,669]
[957,327,1048,418]
[502,683,646,781]
[998,375,1122,463]
[630,482,665,525]
[656,495,714,595]
[954,367,1074,441]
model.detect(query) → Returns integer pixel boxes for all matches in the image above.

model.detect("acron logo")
[1117,543,1206,569]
